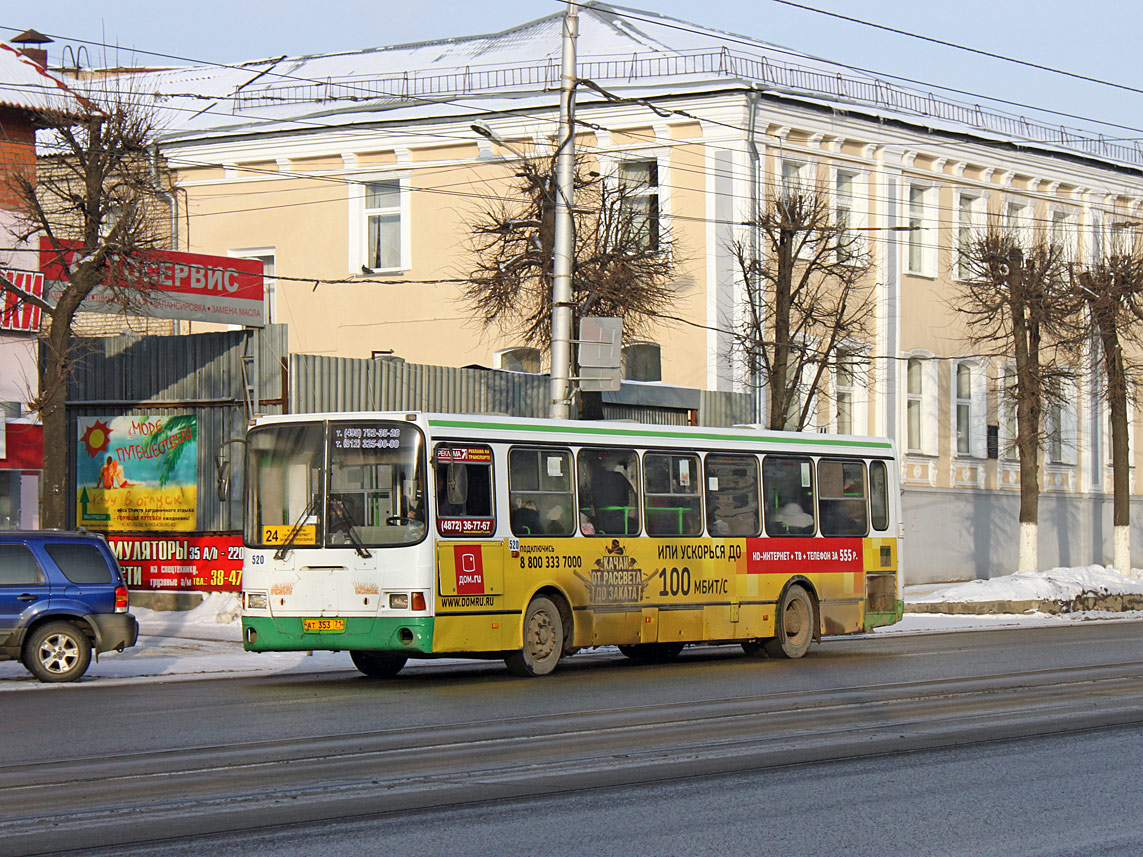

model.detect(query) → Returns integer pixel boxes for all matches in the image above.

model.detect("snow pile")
[911,565,1143,604]
[182,592,242,624]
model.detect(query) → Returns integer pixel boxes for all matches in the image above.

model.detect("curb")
[907,592,1143,615]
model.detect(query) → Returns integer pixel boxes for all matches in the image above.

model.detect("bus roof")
[251,411,896,456]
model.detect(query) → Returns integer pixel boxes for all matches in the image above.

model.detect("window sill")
[357,267,408,278]
[903,270,937,280]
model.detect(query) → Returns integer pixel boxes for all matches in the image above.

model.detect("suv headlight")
[245,592,268,610]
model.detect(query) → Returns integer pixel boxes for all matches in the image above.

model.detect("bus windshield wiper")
[274,494,320,561]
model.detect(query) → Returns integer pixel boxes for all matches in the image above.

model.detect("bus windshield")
[246,420,427,549]
[247,422,325,549]
[327,422,427,547]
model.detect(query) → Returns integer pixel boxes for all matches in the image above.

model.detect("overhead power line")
[765,0,1143,99]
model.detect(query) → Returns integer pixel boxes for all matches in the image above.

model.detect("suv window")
[45,543,114,584]
[0,544,44,585]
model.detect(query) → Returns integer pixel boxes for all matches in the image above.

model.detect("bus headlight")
[246,592,268,610]
[389,593,409,610]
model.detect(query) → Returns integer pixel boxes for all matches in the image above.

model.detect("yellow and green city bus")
[240,412,902,677]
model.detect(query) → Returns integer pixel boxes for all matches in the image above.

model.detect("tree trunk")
[39,324,72,529]
[1010,261,1040,572]
[1102,328,1132,574]
[768,228,793,431]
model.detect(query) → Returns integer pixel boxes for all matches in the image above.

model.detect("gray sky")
[7,1,1142,138]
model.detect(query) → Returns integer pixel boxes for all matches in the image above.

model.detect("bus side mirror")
[215,437,247,503]
[217,459,231,502]
[446,463,468,505]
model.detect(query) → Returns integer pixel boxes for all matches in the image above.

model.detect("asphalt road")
[2,622,1143,857]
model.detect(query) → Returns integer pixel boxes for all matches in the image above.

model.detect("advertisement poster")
[76,415,197,532]
[106,534,243,592]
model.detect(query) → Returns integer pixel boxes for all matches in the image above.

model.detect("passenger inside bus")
[510,500,543,536]
[580,450,638,535]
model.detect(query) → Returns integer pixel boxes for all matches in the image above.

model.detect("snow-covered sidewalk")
[2,567,1142,688]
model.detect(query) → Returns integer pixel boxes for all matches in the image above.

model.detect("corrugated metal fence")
[289,354,757,428]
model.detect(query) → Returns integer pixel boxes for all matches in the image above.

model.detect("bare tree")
[1,85,171,527]
[462,154,677,401]
[954,229,1079,573]
[729,182,876,432]
[1071,251,1143,574]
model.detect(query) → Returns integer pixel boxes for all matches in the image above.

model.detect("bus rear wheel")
[350,651,407,678]
[618,643,684,664]
[764,585,815,659]
[505,596,563,677]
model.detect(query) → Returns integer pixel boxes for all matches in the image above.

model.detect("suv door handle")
[17,594,38,602]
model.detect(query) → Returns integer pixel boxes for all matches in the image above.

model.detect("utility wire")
[766,0,1143,99]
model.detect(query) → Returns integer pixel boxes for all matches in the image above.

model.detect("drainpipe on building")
[746,88,763,424]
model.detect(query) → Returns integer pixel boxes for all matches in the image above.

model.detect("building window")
[1045,381,1079,466]
[1005,200,1032,247]
[1050,209,1077,262]
[834,170,864,260]
[906,357,923,453]
[497,347,541,373]
[834,350,865,436]
[999,366,1019,460]
[780,159,810,195]
[364,180,402,271]
[618,160,659,251]
[622,342,661,382]
[906,184,935,276]
[953,361,986,457]
[956,193,982,279]
[956,363,973,455]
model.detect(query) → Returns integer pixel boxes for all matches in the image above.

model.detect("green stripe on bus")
[427,418,893,449]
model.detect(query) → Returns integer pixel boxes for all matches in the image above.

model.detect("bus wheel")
[505,596,563,677]
[350,651,408,678]
[618,643,684,664]
[764,585,815,659]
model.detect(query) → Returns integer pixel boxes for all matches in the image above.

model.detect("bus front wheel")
[764,585,815,659]
[505,596,564,677]
[351,651,408,678]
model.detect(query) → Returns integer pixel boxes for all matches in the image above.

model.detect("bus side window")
[870,460,890,531]
[434,445,495,536]
[644,453,702,536]
[818,459,868,537]
[578,448,640,536]
[508,447,574,536]
[763,456,816,536]
[704,454,761,537]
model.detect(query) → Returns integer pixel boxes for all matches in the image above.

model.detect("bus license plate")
[303,618,345,633]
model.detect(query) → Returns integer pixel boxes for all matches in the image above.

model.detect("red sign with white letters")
[0,270,43,332]
[744,537,864,574]
[40,237,264,327]
[453,544,486,594]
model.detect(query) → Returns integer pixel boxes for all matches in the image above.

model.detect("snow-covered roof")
[0,43,88,118]
[119,3,1143,171]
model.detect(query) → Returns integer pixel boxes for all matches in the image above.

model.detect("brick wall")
[0,108,35,211]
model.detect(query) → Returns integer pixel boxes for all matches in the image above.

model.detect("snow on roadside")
[908,565,1143,604]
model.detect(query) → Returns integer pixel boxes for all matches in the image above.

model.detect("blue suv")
[0,530,138,682]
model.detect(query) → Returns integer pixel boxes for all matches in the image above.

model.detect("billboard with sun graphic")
[76,415,197,531]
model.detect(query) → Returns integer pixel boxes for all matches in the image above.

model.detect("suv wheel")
[23,622,93,683]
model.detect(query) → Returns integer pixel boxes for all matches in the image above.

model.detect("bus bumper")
[242,616,435,654]
[865,599,905,629]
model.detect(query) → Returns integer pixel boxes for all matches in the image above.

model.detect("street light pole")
[549,0,578,420]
